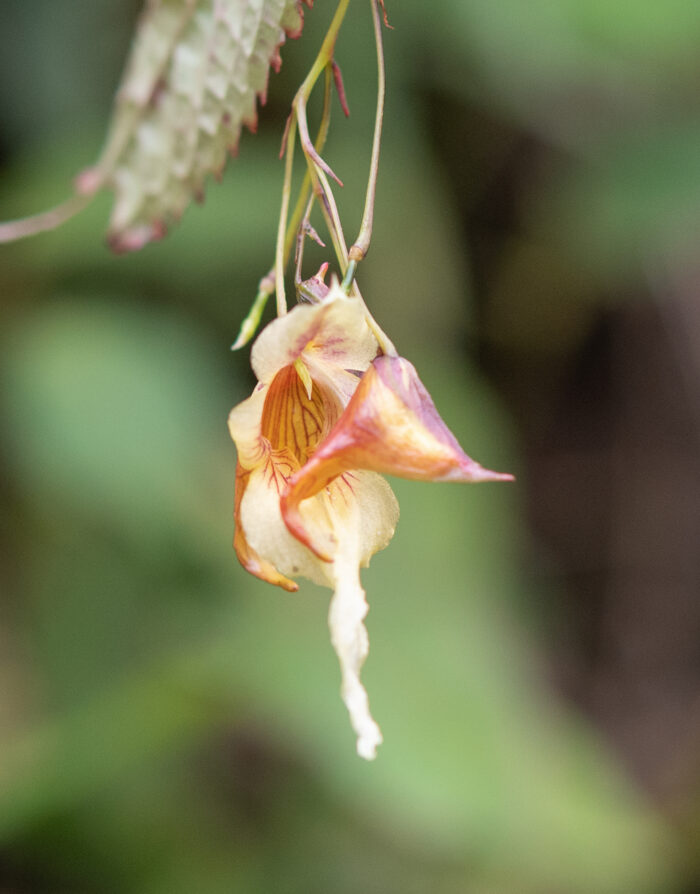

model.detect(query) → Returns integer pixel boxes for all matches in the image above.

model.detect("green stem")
[293,0,353,274]
[275,2,350,316]
[294,193,317,287]
[283,65,333,268]
[341,259,357,291]
[307,153,348,268]
[294,88,348,270]
[347,0,385,270]
[231,273,275,350]
[275,115,298,316]
[234,70,336,347]
[298,0,351,104]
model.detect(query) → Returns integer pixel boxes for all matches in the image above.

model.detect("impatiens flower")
[228,280,512,759]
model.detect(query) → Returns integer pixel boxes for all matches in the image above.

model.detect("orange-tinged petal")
[260,364,338,465]
[233,462,298,592]
[281,355,513,559]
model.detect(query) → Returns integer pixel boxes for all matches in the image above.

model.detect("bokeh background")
[2,1,700,891]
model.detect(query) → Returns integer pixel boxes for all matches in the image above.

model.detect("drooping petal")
[329,541,382,760]
[281,355,513,559]
[322,471,398,759]
[228,294,408,757]
[227,382,268,470]
[239,461,398,757]
[228,371,310,590]
[229,365,328,589]
[233,462,298,592]
[228,351,396,603]
[251,285,378,385]
[238,461,333,588]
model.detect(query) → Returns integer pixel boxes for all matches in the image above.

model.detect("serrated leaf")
[83,0,310,252]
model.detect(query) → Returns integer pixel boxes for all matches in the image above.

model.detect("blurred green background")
[2,1,700,891]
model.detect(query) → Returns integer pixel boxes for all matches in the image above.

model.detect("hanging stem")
[302,136,348,268]
[293,0,395,355]
[275,0,350,317]
[233,69,336,347]
[254,0,397,360]
[298,0,351,106]
[0,193,93,243]
[274,115,298,315]
[284,65,334,267]
[292,0,353,275]
[295,83,348,271]
[294,193,319,287]
[342,0,386,291]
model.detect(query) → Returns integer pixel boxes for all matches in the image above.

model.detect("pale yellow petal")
[251,285,378,385]
[329,559,383,760]
[324,472,399,759]
[239,463,333,588]
[340,471,399,566]
[233,462,297,592]
[303,358,363,409]
[241,468,397,585]
[227,383,269,470]
[282,464,399,565]
[241,462,398,758]
[300,286,379,373]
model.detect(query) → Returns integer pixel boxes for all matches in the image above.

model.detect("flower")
[228,281,512,759]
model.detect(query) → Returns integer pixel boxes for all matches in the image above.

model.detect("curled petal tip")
[236,544,300,591]
[280,490,334,563]
[280,579,300,593]
[462,464,515,484]
[357,732,381,760]
[493,471,515,482]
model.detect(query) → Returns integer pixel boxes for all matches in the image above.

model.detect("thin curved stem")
[284,65,334,268]
[294,193,318,287]
[292,0,353,275]
[340,259,357,292]
[0,193,92,243]
[295,87,348,270]
[298,0,351,104]
[275,0,351,316]
[308,147,348,267]
[275,114,298,315]
[234,70,336,347]
[347,0,385,270]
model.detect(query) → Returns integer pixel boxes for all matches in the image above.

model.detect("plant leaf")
[80,0,311,252]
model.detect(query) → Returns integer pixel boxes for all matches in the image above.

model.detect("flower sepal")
[281,354,513,561]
